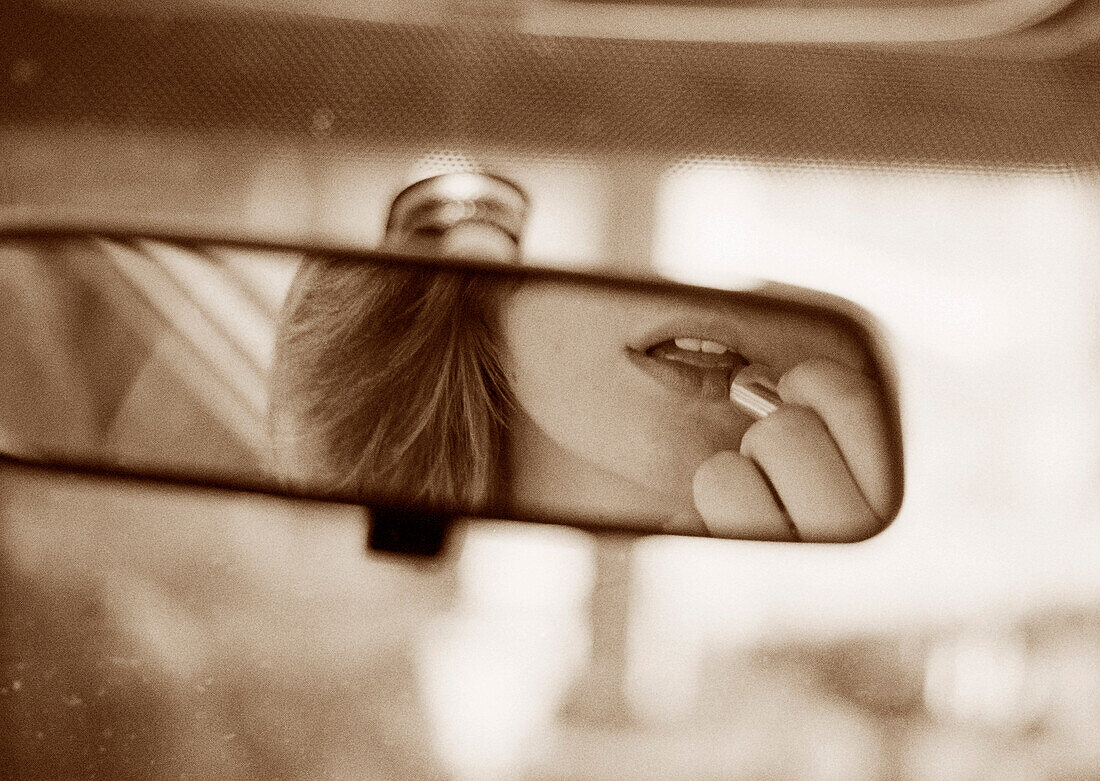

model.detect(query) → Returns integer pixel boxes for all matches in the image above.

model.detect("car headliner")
[5,1,1100,169]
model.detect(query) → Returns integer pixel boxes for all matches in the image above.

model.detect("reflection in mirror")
[0,232,902,542]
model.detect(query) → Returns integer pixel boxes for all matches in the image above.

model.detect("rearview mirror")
[0,228,903,543]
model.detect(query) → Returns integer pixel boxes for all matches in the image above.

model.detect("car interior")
[3,0,1100,778]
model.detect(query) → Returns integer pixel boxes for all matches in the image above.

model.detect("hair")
[268,255,514,514]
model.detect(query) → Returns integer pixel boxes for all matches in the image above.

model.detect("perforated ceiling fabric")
[4,2,1100,170]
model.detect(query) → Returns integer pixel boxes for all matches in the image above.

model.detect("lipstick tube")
[730,364,782,420]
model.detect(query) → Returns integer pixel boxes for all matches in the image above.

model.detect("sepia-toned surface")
[3,2,1100,779]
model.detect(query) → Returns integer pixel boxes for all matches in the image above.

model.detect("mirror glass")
[0,232,902,541]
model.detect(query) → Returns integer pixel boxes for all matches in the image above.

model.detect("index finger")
[776,358,899,520]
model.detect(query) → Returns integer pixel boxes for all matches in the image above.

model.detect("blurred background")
[3,2,1100,779]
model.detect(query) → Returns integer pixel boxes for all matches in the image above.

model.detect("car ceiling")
[4,1,1100,169]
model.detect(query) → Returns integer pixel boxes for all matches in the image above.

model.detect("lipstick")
[730,364,781,420]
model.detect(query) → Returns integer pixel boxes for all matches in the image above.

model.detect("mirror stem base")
[365,507,451,557]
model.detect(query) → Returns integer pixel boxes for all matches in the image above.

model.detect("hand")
[692,358,896,542]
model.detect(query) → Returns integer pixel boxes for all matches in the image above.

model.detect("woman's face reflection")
[498,280,869,531]
[373,175,890,539]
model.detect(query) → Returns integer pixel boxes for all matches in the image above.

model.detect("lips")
[626,336,748,402]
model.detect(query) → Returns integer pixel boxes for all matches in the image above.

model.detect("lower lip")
[625,348,742,403]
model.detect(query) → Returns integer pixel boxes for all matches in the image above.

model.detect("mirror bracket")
[365,507,451,557]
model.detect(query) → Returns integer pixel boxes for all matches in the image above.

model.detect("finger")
[777,358,898,520]
[740,404,882,542]
[692,450,798,541]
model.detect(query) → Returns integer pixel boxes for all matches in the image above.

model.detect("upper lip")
[627,316,747,358]
[625,316,754,404]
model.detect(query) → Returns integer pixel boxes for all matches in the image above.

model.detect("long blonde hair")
[269,254,514,514]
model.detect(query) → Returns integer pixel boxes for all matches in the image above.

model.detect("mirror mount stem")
[365,506,452,557]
